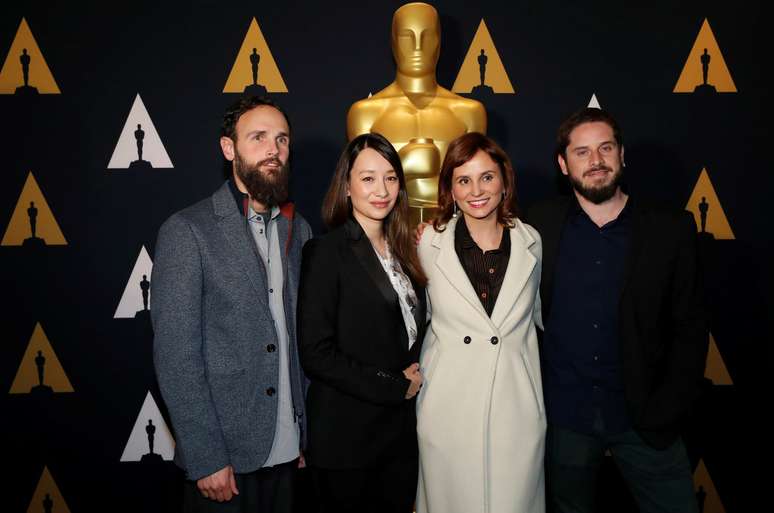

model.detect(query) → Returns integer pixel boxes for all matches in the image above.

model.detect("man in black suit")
[528,108,708,513]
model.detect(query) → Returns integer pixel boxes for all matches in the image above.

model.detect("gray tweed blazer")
[152,180,312,480]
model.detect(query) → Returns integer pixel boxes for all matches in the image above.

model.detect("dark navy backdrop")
[2,1,769,512]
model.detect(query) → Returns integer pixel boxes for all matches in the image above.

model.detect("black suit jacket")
[527,196,709,449]
[298,218,427,468]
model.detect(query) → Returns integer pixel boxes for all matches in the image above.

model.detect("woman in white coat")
[416,133,545,513]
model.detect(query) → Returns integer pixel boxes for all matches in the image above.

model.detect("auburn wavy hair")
[432,132,520,231]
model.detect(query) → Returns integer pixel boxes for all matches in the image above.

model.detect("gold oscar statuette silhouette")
[347,2,487,223]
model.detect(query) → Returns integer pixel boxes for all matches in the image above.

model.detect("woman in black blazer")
[298,132,427,513]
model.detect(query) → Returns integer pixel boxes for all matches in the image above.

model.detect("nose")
[589,149,604,166]
[375,179,389,197]
[413,30,422,52]
[471,180,483,196]
[266,138,279,157]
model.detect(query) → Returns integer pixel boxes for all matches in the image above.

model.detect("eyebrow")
[456,169,496,177]
[572,140,616,150]
[356,168,396,174]
[244,130,290,139]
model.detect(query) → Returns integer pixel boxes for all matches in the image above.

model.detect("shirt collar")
[248,204,280,222]
[568,193,632,226]
[455,215,510,252]
[618,196,633,219]
[229,177,279,221]
[455,216,478,249]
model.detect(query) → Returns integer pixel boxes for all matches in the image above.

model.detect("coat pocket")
[209,368,247,434]
[521,349,544,417]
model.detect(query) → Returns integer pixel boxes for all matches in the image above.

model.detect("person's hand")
[414,222,430,245]
[298,452,307,469]
[403,362,423,399]
[197,465,239,502]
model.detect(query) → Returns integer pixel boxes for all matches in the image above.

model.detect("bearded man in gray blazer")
[152,96,312,512]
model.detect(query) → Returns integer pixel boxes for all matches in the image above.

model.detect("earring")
[452,201,458,218]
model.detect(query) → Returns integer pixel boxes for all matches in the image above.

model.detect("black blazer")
[298,218,427,468]
[527,196,709,449]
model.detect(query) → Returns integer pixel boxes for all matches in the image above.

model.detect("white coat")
[416,216,546,513]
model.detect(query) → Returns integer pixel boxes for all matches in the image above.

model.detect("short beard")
[234,151,290,208]
[568,164,622,204]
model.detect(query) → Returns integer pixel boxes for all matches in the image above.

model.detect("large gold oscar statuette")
[347,2,487,223]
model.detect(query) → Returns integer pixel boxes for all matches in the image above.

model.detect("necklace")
[369,236,389,259]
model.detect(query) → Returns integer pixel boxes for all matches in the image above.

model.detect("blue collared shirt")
[247,204,300,466]
[542,198,632,434]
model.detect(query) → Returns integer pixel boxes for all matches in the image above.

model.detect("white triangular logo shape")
[120,391,175,462]
[588,93,601,109]
[114,245,153,318]
[107,94,173,169]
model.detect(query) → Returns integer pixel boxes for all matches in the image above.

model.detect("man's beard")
[568,163,622,204]
[234,151,290,208]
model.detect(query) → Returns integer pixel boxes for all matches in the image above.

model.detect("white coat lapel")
[432,217,496,330]
[490,219,537,328]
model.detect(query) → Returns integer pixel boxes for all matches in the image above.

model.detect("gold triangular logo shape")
[685,168,734,240]
[1,172,67,246]
[0,18,60,94]
[705,333,733,385]
[674,19,736,93]
[26,466,71,513]
[452,19,515,94]
[10,323,74,394]
[223,18,287,93]
[693,459,726,513]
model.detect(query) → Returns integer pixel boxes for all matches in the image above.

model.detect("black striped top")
[454,217,511,317]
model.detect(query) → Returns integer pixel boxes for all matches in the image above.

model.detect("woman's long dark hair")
[322,133,427,286]
[432,132,520,231]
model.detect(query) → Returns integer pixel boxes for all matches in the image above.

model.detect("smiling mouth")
[467,198,489,208]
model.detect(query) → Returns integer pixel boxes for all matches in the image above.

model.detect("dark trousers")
[313,447,417,513]
[183,460,296,513]
[546,419,698,513]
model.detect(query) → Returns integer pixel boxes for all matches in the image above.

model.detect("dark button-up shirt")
[454,217,511,317]
[542,198,632,434]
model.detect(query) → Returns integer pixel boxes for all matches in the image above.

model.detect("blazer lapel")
[345,219,399,308]
[412,283,427,336]
[537,197,571,315]
[490,220,537,328]
[212,182,268,299]
[408,281,427,361]
[276,213,290,276]
[619,200,644,301]
[432,217,495,329]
